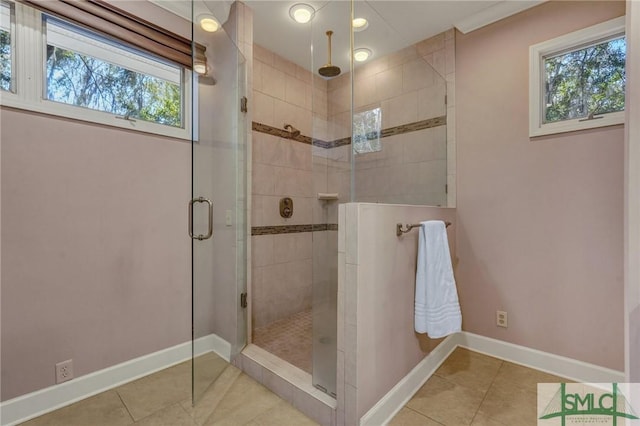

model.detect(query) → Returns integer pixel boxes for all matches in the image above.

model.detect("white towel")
[414,220,462,338]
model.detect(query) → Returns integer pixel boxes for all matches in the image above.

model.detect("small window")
[0,1,14,92]
[529,17,626,137]
[353,107,382,154]
[44,16,184,128]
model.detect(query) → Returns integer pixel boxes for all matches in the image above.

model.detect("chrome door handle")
[189,197,213,240]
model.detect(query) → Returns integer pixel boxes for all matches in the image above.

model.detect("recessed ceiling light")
[198,15,220,32]
[354,48,372,62]
[289,3,315,24]
[352,17,369,31]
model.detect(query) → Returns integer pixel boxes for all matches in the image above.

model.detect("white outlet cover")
[55,359,74,384]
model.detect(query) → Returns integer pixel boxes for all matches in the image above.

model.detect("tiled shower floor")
[252,309,313,374]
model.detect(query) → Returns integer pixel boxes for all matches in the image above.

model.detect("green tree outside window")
[544,36,625,123]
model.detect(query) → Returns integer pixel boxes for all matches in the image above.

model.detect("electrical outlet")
[496,310,508,328]
[56,359,74,384]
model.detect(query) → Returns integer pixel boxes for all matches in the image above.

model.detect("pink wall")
[337,203,456,424]
[455,1,625,371]
[1,0,251,402]
[625,1,640,382]
[0,109,191,400]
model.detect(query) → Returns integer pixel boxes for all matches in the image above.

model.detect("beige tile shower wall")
[252,233,313,328]
[418,29,456,207]
[354,127,447,206]
[327,31,454,207]
[252,44,320,229]
[251,45,330,328]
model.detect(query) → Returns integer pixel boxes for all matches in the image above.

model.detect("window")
[45,17,183,128]
[0,1,191,139]
[0,1,13,92]
[353,107,382,154]
[529,17,626,137]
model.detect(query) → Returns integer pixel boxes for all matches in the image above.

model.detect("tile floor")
[19,353,317,426]
[19,347,566,426]
[252,309,312,374]
[390,347,567,426]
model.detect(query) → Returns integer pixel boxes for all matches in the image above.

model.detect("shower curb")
[238,344,336,426]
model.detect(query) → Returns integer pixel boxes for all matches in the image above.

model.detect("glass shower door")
[190,1,247,404]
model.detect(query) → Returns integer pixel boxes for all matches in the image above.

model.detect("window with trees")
[353,107,382,154]
[0,1,12,92]
[529,17,626,137]
[45,17,183,128]
[0,1,190,139]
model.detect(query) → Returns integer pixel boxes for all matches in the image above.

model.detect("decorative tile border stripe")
[380,116,446,138]
[252,122,313,145]
[330,137,352,148]
[252,115,446,149]
[251,224,339,236]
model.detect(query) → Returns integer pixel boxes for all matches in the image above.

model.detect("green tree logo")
[539,383,639,425]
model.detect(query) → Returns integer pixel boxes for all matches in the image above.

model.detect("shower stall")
[247,0,450,403]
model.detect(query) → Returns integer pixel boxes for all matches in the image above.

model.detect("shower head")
[318,30,341,78]
[284,124,300,138]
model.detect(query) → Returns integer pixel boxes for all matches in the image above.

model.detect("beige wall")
[455,1,625,370]
[0,108,191,400]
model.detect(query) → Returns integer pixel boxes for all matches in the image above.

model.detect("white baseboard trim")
[457,332,625,383]
[360,333,462,426]
[0,334,230,426]
[360,331,625,425]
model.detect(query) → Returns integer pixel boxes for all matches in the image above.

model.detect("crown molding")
[455,0,546,34]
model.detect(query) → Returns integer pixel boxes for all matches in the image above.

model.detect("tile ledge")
[242,344,337,408]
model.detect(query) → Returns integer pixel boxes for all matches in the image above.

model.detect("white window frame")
[0,1,192,140]
[529,16,625,137]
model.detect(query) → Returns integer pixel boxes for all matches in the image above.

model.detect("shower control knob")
[279,197,293,218]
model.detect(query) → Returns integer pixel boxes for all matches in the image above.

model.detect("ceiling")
[247,1,496,73]
[152,0,543,75]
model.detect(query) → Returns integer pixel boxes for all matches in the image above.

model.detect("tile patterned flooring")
[252,309,312,374]
[390,347,567,426]
[19,353,317,426]
[19,346,565,426]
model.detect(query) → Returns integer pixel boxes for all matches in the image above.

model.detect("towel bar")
[396,221,451,237]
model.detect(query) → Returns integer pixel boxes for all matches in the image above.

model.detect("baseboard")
[360,333,462,426]
[457,332,625,383]
[360,331,625,425]
[0,334,230,426]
